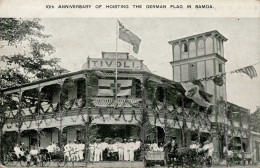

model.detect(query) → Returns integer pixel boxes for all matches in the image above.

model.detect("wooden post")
[181,97,186,147]
[0,93,4,165]
[17,90,23,145]
[84,73,90,167]
[140,77,147,166]
[37,87,41,150]
[58,82,64,148]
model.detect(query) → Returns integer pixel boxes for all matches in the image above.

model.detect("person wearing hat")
[158,143,164,152]
[151,140,159,151]
[190,141,199,149]
[134,139,141,161]
[89,140,95,162]
[70,140,78,161]
[202,139,213,158]
[223,146,233,167]
[113,139,121,161]
[14,143,24,159]
[100,139,108,161]
[20,142,26,151]
[123,139,129,161]
[94,139,102,161]
[55,142,60,152]
[46,142,54,153]
[78,141,85,161]
[117,139,124,161]
[74,140,81,161]
[128,139,135,161]
[64,141,72,162]
[164,137,178,165]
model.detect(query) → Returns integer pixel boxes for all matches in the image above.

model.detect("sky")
[1,18,260,112]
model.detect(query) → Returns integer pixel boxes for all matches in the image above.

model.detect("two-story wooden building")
[0,31,252,164]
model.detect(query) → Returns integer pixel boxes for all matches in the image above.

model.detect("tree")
[250,106,260,132]
[0,18,68,88]
[0,18,48,46]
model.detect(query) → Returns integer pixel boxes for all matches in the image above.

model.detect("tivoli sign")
[84,58,143,70]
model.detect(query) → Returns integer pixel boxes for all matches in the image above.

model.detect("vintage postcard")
[0,0,260,167]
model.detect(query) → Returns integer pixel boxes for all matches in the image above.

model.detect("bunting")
[181,63,258,84]
[231,65,257,79]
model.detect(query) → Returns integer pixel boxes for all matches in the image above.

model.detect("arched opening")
[157,126,165,145]
[1,131,18,153]
[182,43,188,52]
[156,87,164,102]
[21,129,38,149]
[39,127,60,148]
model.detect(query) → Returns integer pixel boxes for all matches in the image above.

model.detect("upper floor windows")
[182,43,188,53]
[219,63,223,73]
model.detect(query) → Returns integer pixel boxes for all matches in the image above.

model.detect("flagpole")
[115,18,118,101]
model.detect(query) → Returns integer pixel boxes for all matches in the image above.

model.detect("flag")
[241,66,257,79]
[182,82,211,108]
[118,21,141,54]
[232,65,257,79]
[97,79,132,97]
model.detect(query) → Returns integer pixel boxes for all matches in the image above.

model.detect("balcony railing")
[92,97,142,107]
[3,97,250,132]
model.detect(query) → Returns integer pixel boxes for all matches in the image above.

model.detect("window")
[30,137,38,147]
[156,87,164,102]
[219,63,223,73]
[189,63,197,80]
[135,79,142,98]
[77,130,84,142]
[182,43,188,52]
[77,79,86,99]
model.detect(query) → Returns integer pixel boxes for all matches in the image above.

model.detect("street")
[1,162,259,168]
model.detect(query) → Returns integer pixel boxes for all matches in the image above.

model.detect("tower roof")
[168,30,228,45]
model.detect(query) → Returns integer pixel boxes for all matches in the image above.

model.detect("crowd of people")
[63,140,85,161]
[189,140,214,158]
[12,137,215,163]
[88,138,141,162]
[146,141,164,152]
[12,138,142,162]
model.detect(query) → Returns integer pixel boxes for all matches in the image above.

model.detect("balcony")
[92,97,142,107]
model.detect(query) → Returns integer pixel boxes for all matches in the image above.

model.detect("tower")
[169,30,228,103]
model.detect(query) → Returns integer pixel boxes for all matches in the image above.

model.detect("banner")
[97,79,132,97]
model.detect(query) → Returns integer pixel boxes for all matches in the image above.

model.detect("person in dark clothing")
[164,137,178,165]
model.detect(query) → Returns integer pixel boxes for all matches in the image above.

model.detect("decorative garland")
[71,115,78,122]
[97,108,105,122]
[24,118,32,129]
[44,118,52,126]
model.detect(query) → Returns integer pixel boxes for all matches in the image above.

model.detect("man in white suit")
[89,140,95,162]
[123,139,129,161]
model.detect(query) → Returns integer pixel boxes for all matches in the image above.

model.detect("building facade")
[0,31,252,164]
